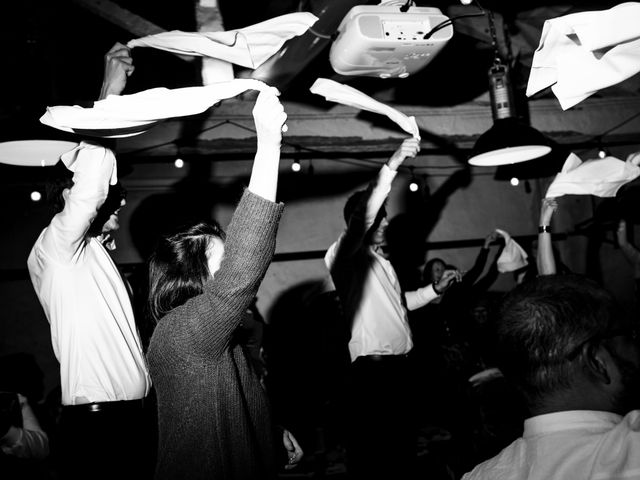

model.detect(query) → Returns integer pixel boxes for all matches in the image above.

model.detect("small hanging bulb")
[598,149,607,159]
[408,167,419,192]
[510,177,520,186]
[291,160,301,172]
[30,190,42,202]
[174,158,184,168]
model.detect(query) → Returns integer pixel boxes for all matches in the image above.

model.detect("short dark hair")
[45,161,74,214]
[147,221,225,323]
[496,274,621,407]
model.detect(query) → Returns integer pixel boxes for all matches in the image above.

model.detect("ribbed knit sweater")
[147,191,284,479]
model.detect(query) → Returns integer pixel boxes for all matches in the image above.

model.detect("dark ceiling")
[0,0,634,142]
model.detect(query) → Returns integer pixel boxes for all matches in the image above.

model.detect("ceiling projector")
[329,5,453,78]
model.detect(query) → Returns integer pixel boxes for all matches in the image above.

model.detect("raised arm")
[191,90,286,355]
[247,89,287,201]
[537,198,558,275]
[39,144,116,263]
[337,137,421,258]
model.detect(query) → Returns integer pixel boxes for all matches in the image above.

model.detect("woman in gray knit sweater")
[146,90,302,479]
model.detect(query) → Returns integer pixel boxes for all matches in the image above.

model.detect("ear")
[583,343,613,386]
[62,188,71,203]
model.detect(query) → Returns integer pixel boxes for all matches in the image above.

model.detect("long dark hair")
[147,221,225,323]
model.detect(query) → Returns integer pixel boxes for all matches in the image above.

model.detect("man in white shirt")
[325,137,460,480]
[27,44,152,479]
[463,274,640,480]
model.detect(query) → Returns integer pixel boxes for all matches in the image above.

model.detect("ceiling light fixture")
[468,9,551,167]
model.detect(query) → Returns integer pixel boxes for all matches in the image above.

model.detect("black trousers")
[57,398,155,480]
[346,355,417,480]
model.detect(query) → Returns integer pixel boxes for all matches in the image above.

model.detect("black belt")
[62,398,145,414]
[356,354,409,362]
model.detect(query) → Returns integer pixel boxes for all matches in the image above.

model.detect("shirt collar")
[524,410,623,438]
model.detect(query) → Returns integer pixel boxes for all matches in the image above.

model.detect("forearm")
[537,231,556,275]
[248,142,280,202]
[405,284,439,311]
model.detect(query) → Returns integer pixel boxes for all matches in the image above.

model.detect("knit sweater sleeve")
[172,189,284,357]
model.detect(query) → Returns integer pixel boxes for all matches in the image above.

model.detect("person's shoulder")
[462,439,523,480]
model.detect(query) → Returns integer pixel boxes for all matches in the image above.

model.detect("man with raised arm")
[325,137,461,480]
[27,43,151,479]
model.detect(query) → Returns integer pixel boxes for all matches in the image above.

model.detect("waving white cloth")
[128,12,318,70]
[40,79,277,137]
[526,2,640,110]
[495,229,529,273]
[309,78,420,138]
[545,151,640,198]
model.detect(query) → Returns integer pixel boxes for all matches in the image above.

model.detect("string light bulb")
[510,177,520,186]
[409,167,419,192]
[291,159,301,172]
[174,158,184,168]
[30,191,42,202]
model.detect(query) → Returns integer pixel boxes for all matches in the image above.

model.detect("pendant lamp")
[468,13,551,166]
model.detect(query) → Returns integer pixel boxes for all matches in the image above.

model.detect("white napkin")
[60,141,118,186]
[128,12,318,81]
[545,151,640,198]
[526,2,640,110]
[40,79,278,137]
[309,78,420,138]
[495,228,529,273]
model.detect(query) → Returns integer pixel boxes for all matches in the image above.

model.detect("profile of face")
[370,214,389,249]
[206,236,225,278]
[101,197,126,234]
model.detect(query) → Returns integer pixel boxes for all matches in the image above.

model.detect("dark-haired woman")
[146,90,302,479]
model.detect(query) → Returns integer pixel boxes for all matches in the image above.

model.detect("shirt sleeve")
[405,284,439,311]
[0,399,49,460]
[38,144,116,264]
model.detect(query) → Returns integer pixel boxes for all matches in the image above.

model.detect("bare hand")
[252,89,287,146]
[435,269,462,294]
[282,428,303,470]
[387,137,421,171]
[540,198,558,226]
[99,42,134,99]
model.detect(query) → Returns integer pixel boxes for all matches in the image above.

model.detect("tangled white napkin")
[40,79,278,137]
[545,151,640,198]
[128,12,318,70]
[309,78,420,138]
[495,228,529,273]
[526,2,640,110]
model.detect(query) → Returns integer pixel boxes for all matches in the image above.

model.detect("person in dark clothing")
[146,90,302,479]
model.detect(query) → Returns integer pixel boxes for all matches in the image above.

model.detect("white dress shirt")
[325,165,437,362]
[463,410,640,480]
[27,143,150,406]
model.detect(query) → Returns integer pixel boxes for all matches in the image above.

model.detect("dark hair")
[45,161,74,214]
[496,274,620,407]
[343,189,387,225]
[147,221,225,323]
[423,258,446,283]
